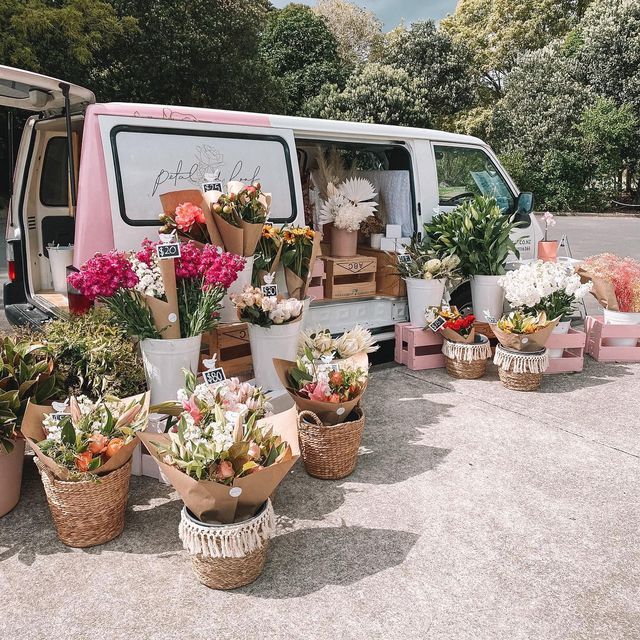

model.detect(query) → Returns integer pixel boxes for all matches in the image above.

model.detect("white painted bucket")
[603,308,640,347]
[48,245,74,293]
[471,275,505,321]
[548,319,571,358]
[140,335,202,404]
[404,277,445,327]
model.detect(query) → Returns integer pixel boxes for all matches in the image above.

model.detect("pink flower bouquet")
[69,239,245,339]
[579,253,640,312]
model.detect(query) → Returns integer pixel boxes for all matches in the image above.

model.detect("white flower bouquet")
[319,177,378,232]
[231,285,303,327]
[298,325,378,361]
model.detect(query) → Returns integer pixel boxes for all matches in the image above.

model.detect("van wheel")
[450,282,473,315]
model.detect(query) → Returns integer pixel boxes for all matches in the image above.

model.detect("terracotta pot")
[0,439,25,517]
[331,227,358,257]
[537,240,558,262]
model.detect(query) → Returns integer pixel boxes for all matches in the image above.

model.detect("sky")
[270,0,459,30]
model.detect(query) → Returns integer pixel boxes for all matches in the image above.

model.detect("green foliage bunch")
[37,308,146,400]
[425,196,520,277]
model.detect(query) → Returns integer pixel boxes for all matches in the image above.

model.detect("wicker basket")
[179,501,275,590]
[297,407,365,480]
[442,335,491,380]
[494,344,549,392]
[35,458,132,548]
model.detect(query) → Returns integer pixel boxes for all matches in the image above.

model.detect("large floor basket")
[297,407,365,480]
[494,344,548,392]
[35,458,132,548]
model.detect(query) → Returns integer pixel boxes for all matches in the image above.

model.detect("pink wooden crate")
[394,322,445,370]
[544,328,587,374]
[585,316,640,363]
[307,259,325,300]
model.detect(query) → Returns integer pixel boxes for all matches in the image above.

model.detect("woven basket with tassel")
[35,458,132,548]
[442,335,492,379]
[179,500,275,590]
[297,407,365,480]
[494,344,549,391]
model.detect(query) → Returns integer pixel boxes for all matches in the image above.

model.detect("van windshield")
[434,145,515,214]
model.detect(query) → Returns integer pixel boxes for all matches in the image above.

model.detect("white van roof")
[0,65,95,113]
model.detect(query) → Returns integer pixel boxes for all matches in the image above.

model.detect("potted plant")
[22,392,150,547]
[69,239,245,403]
[394,235,462,327]
[318,177,378,257]
[499,261,592,357]
[426,196,520,321]
[139,373,298,589]
[538,212,558,262]
[360,215,385,250]
[579,254,640,347]
[232,285,304,393]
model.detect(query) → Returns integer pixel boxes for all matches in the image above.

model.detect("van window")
[434,145,515,213]
[111,126,297,226]
[40,137,69,207]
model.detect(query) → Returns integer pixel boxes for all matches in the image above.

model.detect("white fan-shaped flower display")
[318,177,378,232]
[337,177,377,204]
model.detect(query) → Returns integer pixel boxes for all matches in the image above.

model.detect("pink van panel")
[74,103,271,266]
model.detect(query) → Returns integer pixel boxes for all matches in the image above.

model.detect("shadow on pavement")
[243,524,419,598]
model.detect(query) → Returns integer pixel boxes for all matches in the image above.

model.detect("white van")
[1,65,541,346]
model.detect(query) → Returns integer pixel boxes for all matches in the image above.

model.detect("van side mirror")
[516,192,534,215]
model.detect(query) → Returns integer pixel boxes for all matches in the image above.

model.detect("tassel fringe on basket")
[493,345,549,374]
[442,338,492,362]
[179,500,276,559]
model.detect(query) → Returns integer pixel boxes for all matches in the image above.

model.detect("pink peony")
[68,251,138,300]
[174,202,205,232]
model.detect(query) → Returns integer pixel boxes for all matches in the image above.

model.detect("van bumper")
[4,301,53,327]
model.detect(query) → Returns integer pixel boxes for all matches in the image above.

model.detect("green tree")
[0,0,136,88]
[375,21,474,126]
[303,62,431,128]
[259,3,345,114]
[313,0,382,64]
[442,0,592,98]
[95,0,283,110]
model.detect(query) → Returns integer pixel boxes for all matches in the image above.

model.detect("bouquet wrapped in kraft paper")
[490,312,559,352]
[426,306,476,344]
[204,181,271,258]
[21,392,150,481]
[273,357,368,426]
[281,226,322,300]
[139,406,298,524]
[159,189,224,248]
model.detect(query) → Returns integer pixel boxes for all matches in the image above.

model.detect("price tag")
[261,284,278,297]
[156,243,181,260]
[429,315,447,332]
[229,487,242,498]
[398,253,412,265]
[203,367,226,385]
[50,413,69,423]
[202,181,222,193]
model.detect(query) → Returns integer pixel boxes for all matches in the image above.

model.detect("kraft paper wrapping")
[160,190,224,247]
[214,215,244,256]
[241,220,264,258]
[284,232,322,300]
[138,405,299,524]
[576,266,619,311]
[272,358,366,426]
[490,318,559,352]
[22,393,150,482]
[145,258,181,339]
[440,327,476,344]
[255,242,283,288]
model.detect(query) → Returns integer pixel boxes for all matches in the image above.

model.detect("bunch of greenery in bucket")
[0,336,64,517]
[232,285,304,392]
[318,177,378,257]
[280,224,321,300]
[31,308,147,400]
[425,196,522,320]
[22,392,150,547]
[298,325,378,362]
[252,223,283,287]
[498,261,592,356]
[392,234,462,326]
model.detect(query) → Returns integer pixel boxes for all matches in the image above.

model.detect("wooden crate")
[356,246,406,297]
[201,322,253,379]
[321,255,377,300]
[394,322,445,370]
[307,258,325,300]
[585,316,640,363]
[545,328,587,374]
